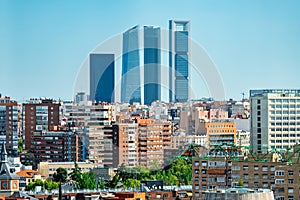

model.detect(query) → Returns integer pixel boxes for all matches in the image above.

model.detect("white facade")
[250,89,300,152]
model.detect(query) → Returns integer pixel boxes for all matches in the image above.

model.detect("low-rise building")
[37,161,94,179]
[16,170,45,191]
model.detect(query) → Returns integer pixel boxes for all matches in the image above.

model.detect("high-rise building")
[0,95,19,156]
[138,119,172,168]
[112,123,139,168]
[90,53,115,103]
[144,26,161,105]
[169,20,191,102]
[23,99,60,151]
[250,89,300,153]
[121,25,141,104]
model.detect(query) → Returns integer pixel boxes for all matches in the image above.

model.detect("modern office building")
[0,95,19,156]
[23,99,60,151]
[90,53,115,103]
[144,26,161,105]
[250,89,300,153]
[169,20,191,102]
[121,25,141,104]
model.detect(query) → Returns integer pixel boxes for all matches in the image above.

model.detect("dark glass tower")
[121,26,141,104]
[90,54,115,103]
[169,20,190,102]
[144,26,161,105]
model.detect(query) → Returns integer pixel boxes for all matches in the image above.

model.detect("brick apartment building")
[192,144,300,200]
[23,99,60,151]
[30,130,82,163]
[138,119,172,168]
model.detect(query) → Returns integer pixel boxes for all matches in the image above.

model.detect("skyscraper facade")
[169,20,191,102]
[121,26,141,104]
[250,89,300,153]
[144,26,161,105]
[90,53,115,103]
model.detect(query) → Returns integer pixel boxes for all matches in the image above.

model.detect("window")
[288,179,294,184]
[262,166,268,171]
[254,166,259,171]
[276,170,285,176]
[195,161,199,166]
[288,171,294,176]
[288,188,294,193]
[275,179,284,184]
[243,166,248,171]
[244,174,249,179]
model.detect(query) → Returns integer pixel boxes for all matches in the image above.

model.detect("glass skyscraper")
[90,53,115,103]
[169,20,190,102]
[144,26,161,105]
[121,25,141,104]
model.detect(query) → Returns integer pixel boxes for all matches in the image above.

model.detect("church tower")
[0,143,19,196]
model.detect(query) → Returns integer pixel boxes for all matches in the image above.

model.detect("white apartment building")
[250,89,300,153]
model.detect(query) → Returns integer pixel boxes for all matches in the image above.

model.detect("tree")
[53,168,68,200]
[69,162,82,183]
[18,137,23,153]
[237,179,244,187]
[77,172,97,189]
[123,178,140,189]
[53,167,68,183]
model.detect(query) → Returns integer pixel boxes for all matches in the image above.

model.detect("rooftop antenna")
[241,92,245,100]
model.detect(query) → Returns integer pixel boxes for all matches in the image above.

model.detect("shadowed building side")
[90,53,115,103]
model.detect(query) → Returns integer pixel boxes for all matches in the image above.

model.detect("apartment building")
[138,119,172,168]
[23,99,60,151]
[0,95,19,156]
[197,120,236,149]
[112,123,139,168]
[30,130,82,163]
[192,144,300,200]
[250,89,300,153]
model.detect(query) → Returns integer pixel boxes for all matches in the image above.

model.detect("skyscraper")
[121,26,141,104]
[90,53,115,103]
[250,89,300,153]
[169,20,191,102]
[144,26,161,105]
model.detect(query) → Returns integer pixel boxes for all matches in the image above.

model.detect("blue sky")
[1,0,300,101]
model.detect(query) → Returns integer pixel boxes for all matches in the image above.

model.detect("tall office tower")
[250,89,300,153]
[144,26,161,105]
[90,53,115,103]
[23,99,60,151]
[121,26,141,104]
[169,20,191,102]
[0,95,19,156]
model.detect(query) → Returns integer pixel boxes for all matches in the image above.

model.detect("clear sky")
[1,0,300,101]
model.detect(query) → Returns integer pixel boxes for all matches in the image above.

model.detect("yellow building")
[198,120,236,149]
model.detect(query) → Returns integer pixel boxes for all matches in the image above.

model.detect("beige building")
[197,120,236,149]
[138,119,172,168]
[112,123,139,168]
[38,161,94,179]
